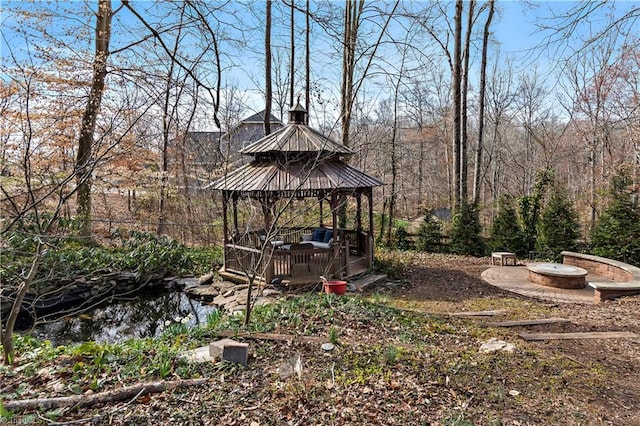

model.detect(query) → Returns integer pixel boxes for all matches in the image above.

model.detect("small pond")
[22,291,218,346]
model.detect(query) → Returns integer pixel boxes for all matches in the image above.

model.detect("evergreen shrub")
[536,186,581,261]
[488,196,526,256]
[450,203,485,257]
[590,172,640,265]
[415,211,444,253]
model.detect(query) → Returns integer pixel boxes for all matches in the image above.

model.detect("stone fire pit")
[527,263,588,289]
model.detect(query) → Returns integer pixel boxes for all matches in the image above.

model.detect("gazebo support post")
[222,192,229,244]
[331,191,339,278]
[367,189,374,268]
[232,194,239,235]
[356,193,362,233]
[221,192,230,273]
[261,197,275,282]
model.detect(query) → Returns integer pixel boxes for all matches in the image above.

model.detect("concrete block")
[222,343,249,365]
[209,338,238,357]
[209,338,249,365]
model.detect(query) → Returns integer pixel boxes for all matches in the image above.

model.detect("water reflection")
[29,291,217,346]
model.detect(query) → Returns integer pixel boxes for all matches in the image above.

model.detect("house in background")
[184,110,284,172]
[218,110,284,163]
[183,131,224,172]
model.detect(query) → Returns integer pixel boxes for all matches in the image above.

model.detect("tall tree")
[158,6,186,235]
[340,0,363,148]
[305,0,310,121]
[560,33,618,229]
[452,0,463,209]
[265,0,273,135]
[459,0,475,204]
[339,0,399,149]
[472,0,495,206]
[289,0,295,107]
[76,0,114,238]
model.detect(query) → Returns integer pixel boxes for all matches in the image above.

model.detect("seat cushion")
[323,229,333,243]
[312,228,326,242]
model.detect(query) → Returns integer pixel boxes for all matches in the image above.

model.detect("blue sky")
[1,1,638,128]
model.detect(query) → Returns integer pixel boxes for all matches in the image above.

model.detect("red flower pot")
[324,280,347,295]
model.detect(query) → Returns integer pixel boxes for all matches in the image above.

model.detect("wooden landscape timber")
[486,317,571,327]
[520,331,639,341]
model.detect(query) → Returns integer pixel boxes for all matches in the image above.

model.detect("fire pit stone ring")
[527,263,588,289]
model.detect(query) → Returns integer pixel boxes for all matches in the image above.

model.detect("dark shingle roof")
[241,110,283,125]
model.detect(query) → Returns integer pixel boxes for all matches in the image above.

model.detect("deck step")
[218,269,251,284]
[351,274,387,291]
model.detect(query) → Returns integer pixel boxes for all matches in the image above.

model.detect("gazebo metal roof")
[210,159,383,196]
[209,103,382,197]
[239,124,354,158]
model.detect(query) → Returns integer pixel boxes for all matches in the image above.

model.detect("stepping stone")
[182,346,214,363]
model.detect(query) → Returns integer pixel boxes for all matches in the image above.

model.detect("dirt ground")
[383,254,640,424]
[3,253,640,425]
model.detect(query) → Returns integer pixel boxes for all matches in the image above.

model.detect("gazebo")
[210,104,383,286]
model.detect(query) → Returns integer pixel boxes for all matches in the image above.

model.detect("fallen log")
[2,378,208,412]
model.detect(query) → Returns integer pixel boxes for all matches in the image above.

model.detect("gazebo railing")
[223,244,269,280]
[271,246,335,283]
[222,227,373,285]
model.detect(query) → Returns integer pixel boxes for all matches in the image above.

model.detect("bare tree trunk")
[460,0,474,205]
[386,92,400,246]
[76,0,113,238]
[289,0,295,107]
[2,243,43,364]
[473,0,494,206]
[418,136,425,210]
[341,0,362,148]
[158,10,184,235]
[265,0,272,135]
[452,0,463,210]
[305,0,310,121]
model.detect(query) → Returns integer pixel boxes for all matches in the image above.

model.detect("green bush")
[415,212,444,253]
[590,172,640,265]
[392,225,410,251]
[450,203,485,257]
[536,186,581,261]
[518,168,553,252]
[2,225,221,288]
[488,196,526,256]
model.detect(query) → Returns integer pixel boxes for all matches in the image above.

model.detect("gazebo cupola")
[289,101,307,124]
[210,103,383,286]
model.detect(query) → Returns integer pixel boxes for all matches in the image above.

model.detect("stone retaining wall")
[562,253,633,282]
[560,251,640,283]
[561,251,640,303]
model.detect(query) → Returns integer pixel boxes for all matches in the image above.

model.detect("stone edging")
[560,251,640,303]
